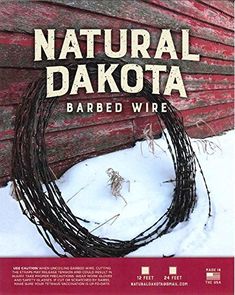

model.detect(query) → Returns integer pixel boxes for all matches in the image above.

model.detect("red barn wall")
[0,0,234,187]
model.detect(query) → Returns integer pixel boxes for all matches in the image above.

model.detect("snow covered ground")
[0,130,234,257]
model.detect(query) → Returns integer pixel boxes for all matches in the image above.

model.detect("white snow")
[0,130,234,257]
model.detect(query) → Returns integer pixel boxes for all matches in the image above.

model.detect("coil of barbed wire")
[12,58,210,257]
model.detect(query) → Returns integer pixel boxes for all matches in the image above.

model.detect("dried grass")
[194,119,222,155]
[106,168,127,206]
[141,123,166,156]
[193,139,221,155]
[90,214,120,233]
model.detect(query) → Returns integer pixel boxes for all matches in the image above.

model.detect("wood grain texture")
[197,0,234,17]
[0,90,234,141]
[0,0,233,187]
[0,25,234,62]
[0,120,134,178]
[0,113,233,187]
[145,0,234,31]
[0,1,233,60]
[187,115,234,138]
[0,41,233,74]
[0,101,233,147]
[0,68,233,106]
[43,0,234,46]
[0,140,134,187]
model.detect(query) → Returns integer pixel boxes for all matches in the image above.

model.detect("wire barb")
[11,57,211,257]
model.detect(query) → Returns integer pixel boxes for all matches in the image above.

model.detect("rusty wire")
[11,58,211,257]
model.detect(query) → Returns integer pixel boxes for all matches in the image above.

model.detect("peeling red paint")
[0,0,234,187]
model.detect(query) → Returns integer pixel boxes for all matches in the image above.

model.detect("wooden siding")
[0,0,234,187]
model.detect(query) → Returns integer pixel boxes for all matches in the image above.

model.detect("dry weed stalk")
[106,168,127,206]
[12,58,210,257]
[143,123,156,155]
[90,214,120,233]
[195,119,217,137]
[141,123,165,156]
[66,183,90,203]
[193,139,221,155]
[194,119,222,155]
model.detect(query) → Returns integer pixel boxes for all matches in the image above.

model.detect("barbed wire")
[11,58,211,257]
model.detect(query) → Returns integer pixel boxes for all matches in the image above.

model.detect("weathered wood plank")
[170,89,234,110]
[0,121,134,178]
[0,90,234,141]
[134,102,234,133]
[0,24,234,61]
[45,121,134,163]
[132,115,161,140]
[0,42,233,75]
[1,23,233,69]
[181,74,234,92]
[0,113,232,187]
[0,69,41,104]
[0,139,135,187]
[44,0,234,46]
[145,0,234,31]
[0,2,233,62]
[0,67,233,105]
[0,113,233,187]
[134,111,234,140]
[130,57,234,75]
[0,101,233,149]
[166,103,234,128]
[0,139,13,178]
[49,141,135,180]
[182,103,234,126]
[197,57,233,67]
[197,0,234,17]
[187,115,234,138]
[147,72,235,92]
[0,68,129,105]
[0,105,15,140]
[0,97,150,141]
[0,0,233,189]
